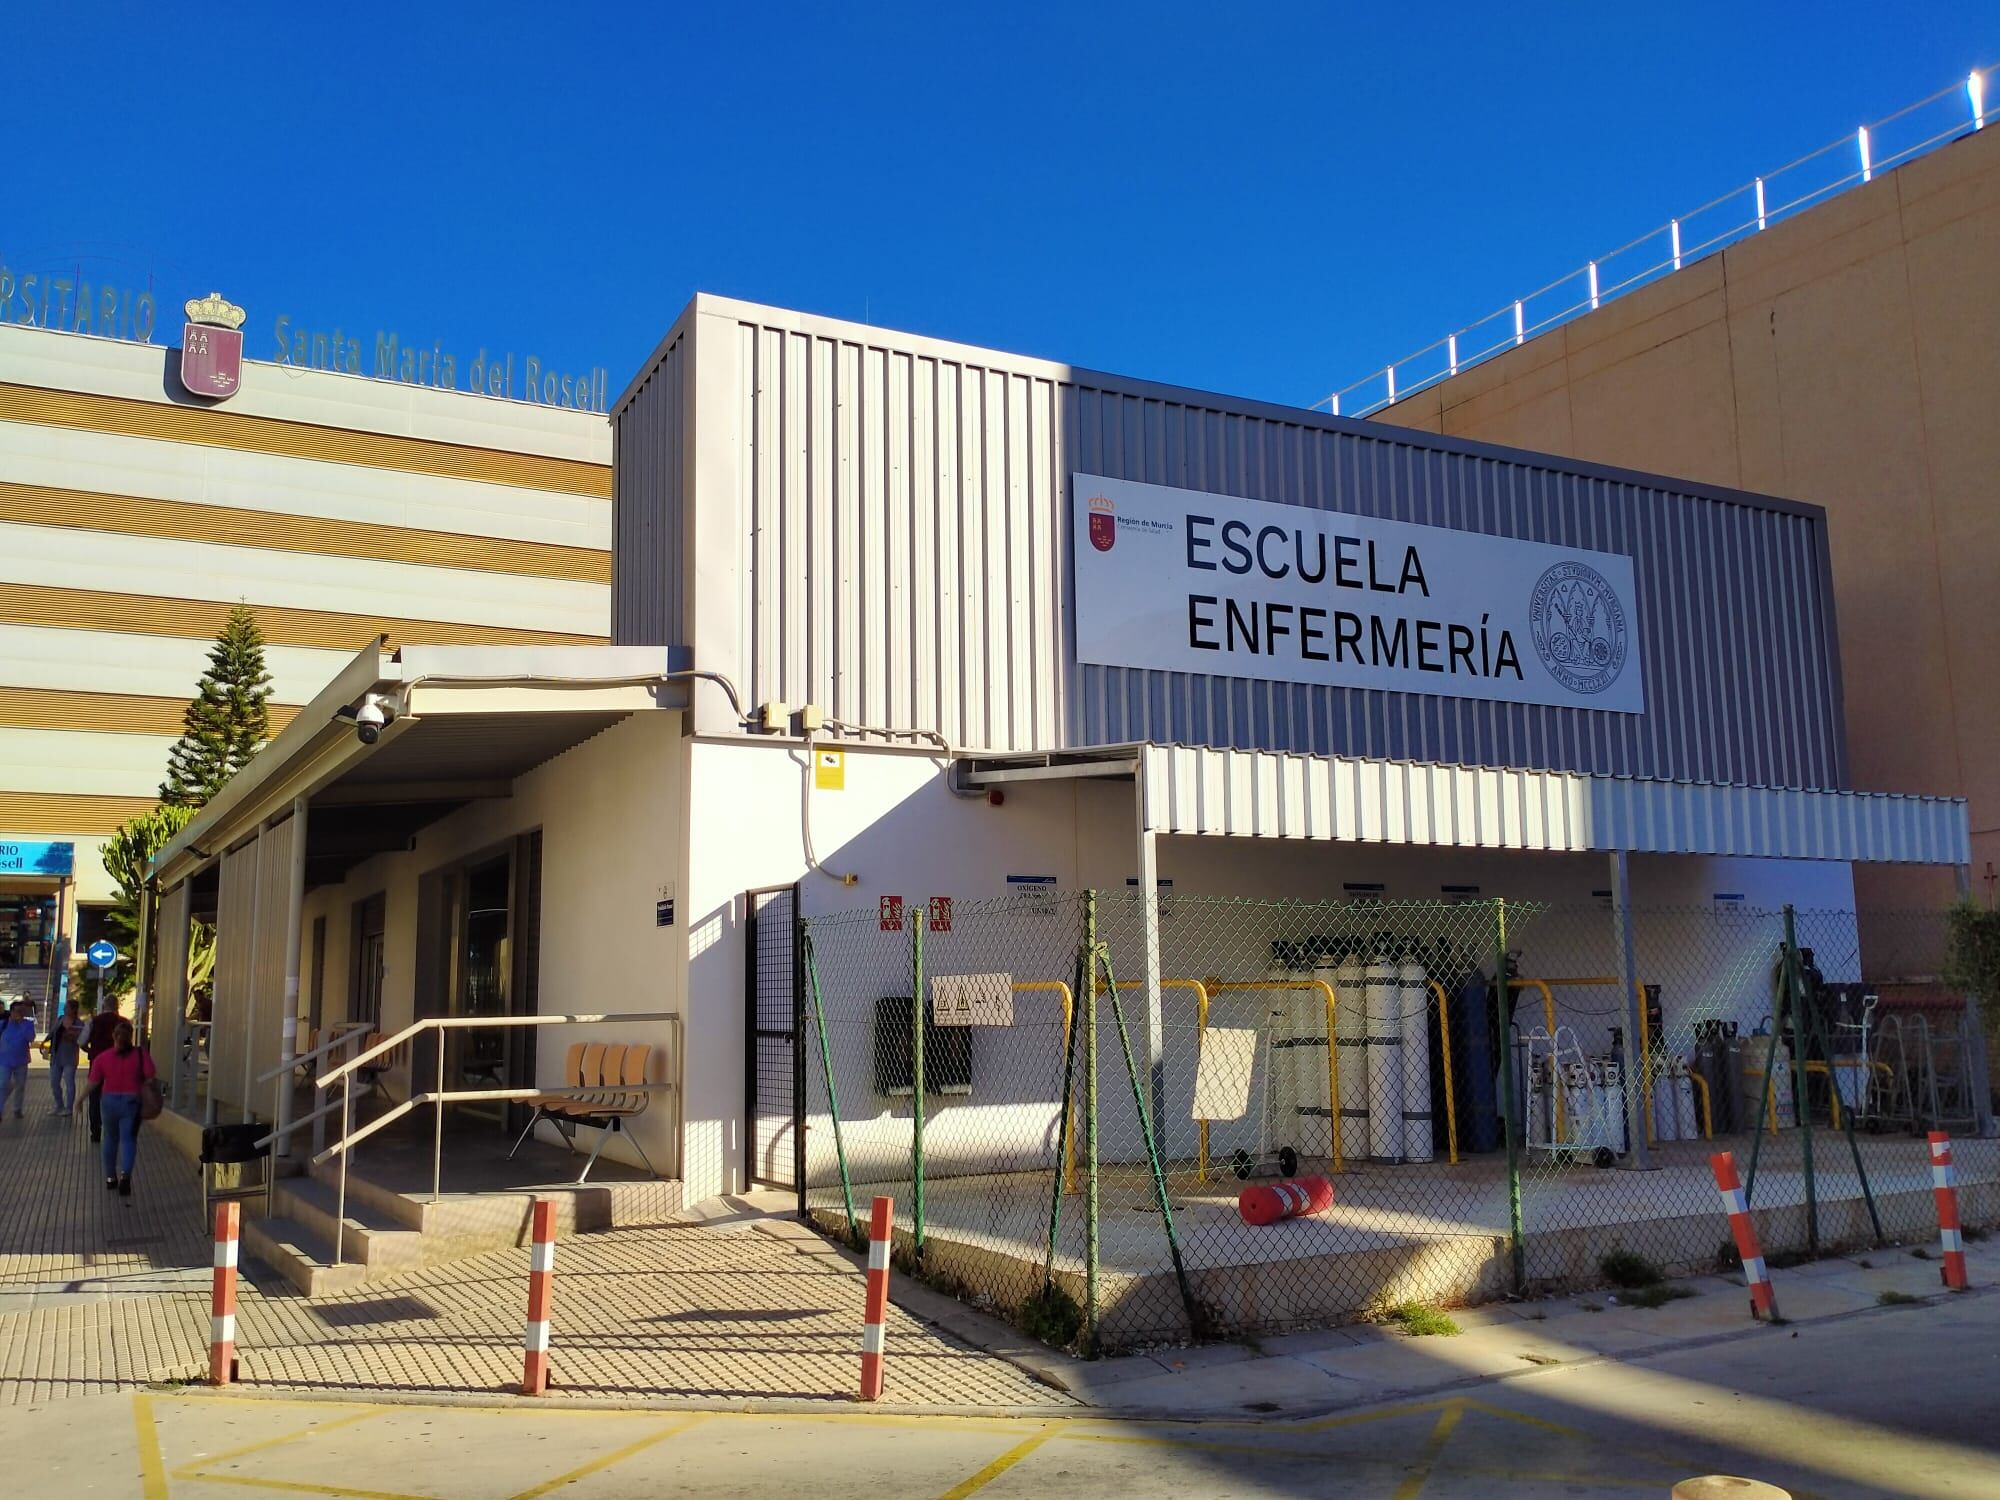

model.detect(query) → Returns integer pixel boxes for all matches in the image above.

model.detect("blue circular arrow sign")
[86,940,117,969]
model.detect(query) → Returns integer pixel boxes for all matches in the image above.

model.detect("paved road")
[11,1290,2000,1499]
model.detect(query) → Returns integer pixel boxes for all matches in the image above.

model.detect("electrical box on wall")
[873,996,972,1096]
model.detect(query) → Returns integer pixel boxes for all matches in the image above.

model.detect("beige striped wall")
[0,322,613,898]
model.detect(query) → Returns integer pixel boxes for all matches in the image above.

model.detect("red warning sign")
[928,897,953,933]
[879,895,904,932]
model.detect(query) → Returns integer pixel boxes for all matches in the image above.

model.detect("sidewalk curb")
[759,1215,1998,1421]
[148,1285,1990,1424]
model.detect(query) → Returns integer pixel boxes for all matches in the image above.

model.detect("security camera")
[353,693,398,745]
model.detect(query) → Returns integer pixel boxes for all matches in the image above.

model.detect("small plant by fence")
[799,890,1993,1354]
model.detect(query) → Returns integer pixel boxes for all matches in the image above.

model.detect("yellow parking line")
[175,1474,435,1500]
[1457,1397,1588,1437]
[133,1395,170,1500]
[504,1414,709,1500]
[170,1405,387,1476]
[1391,1401,1464,1500]
[1293,1397,1460,1432]
[934,1429,1057,1499]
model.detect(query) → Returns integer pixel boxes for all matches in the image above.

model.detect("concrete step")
[304,1162,429,1231]
[270,1176,428,1271]
[239,1215,374,1298]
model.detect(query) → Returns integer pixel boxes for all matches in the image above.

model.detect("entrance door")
[449,854,515,1128]
[745,885,802,1192]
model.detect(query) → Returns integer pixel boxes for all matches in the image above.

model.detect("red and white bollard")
[1710,1151,1780,1321]
[210,1200,240,1385]
[859,1195,893,1401]
[1928,1132,1969,1291]
[521,1199,556,1395]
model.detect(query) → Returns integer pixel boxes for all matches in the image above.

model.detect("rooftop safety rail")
[1314,68,1993,419]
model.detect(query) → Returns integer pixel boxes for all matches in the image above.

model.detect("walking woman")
[87,1020,155,1196]
[46,1007,82,1116]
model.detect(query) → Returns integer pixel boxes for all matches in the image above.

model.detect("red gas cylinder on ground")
[1238,1175,1335,1225]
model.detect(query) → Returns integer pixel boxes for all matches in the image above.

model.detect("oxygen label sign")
[1072,473,1645,714]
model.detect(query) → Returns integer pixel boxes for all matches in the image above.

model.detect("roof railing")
[1315,68,1992,420]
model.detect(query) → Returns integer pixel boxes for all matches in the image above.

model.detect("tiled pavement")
[0,1098,1069,1409]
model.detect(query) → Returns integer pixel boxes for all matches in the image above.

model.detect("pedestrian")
[87,1019,155,1197]
[81,1005,121,1144]
[46,1008,82,1116]
[0,999,34,1120]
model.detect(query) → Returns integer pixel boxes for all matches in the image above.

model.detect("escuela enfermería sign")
[1073,473,1645,714]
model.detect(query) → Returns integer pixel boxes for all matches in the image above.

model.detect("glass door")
[448,855,513,1128]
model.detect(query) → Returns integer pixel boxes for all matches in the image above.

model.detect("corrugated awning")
[1138,745,1968,865]
[960,744,1970,866]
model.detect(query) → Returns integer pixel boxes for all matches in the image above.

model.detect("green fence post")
[1039,943,1082,1294]
[1805,946,1885,1245]
[1099,943,1199,1337]
[802,930,857,1241]
[1495,897,1524,1292]
[911,902,927,1267]
[1083,890,1100,1355]
[1784,906,1818,1255]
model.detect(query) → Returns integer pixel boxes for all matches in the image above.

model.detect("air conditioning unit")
[873,995,972,1097]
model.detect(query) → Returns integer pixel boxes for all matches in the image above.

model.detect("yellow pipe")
[1802,1060,1843,1130]
[1012,981,1078,1194]
[1428,979,1459,1165]
[1099,978,1214,1178]
[1205,979,1341,1175]
[1686,1070,1713,1140]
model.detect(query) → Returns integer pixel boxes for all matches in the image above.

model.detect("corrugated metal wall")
[249,814,296,1114]
[208,840,259,1114]
[612,330,686,645]
[1141,746,1968,864]
[617,301,1848,790]
[155,881,190,1104]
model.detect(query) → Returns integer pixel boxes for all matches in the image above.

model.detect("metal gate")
[744,884,803,1194]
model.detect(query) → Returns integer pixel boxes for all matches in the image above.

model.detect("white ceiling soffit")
[1139,745,1970,867]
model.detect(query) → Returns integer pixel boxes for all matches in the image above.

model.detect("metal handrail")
[255,1022,369,1085]
[316,1011,676,1088]
[304,1010,680,1267]
[1315,68,1993,418]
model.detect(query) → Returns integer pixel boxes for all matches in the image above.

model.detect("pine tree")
[160,604,274,807]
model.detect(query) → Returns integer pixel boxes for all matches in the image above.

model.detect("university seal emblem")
[1529,560,1629,695]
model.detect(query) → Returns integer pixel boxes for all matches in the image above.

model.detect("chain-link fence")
[800,890,1993,1355]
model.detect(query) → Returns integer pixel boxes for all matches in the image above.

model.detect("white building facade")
[150,295,1973,1213]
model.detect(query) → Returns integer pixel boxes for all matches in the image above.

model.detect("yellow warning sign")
[814,748,846,790]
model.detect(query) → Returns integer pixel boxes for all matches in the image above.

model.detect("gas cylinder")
[1238,1174,1335,1226]
[1398,950,1433,1162]
[1334,952,1369,1160]
[1365,947,1403,1160]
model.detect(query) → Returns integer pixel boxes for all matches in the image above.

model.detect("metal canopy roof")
[152,641,685,891]
[297,710,634,886]
[959,743,1970,867]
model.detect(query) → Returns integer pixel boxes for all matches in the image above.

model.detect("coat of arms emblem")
[1087,496,1116,552]
[180,291,246,401]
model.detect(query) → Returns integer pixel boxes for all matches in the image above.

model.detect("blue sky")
[3,3,1992,408]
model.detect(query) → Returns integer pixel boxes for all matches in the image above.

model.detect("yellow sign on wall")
[815,748,846,790]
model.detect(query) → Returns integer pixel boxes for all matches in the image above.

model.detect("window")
[350,894,386,1028]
